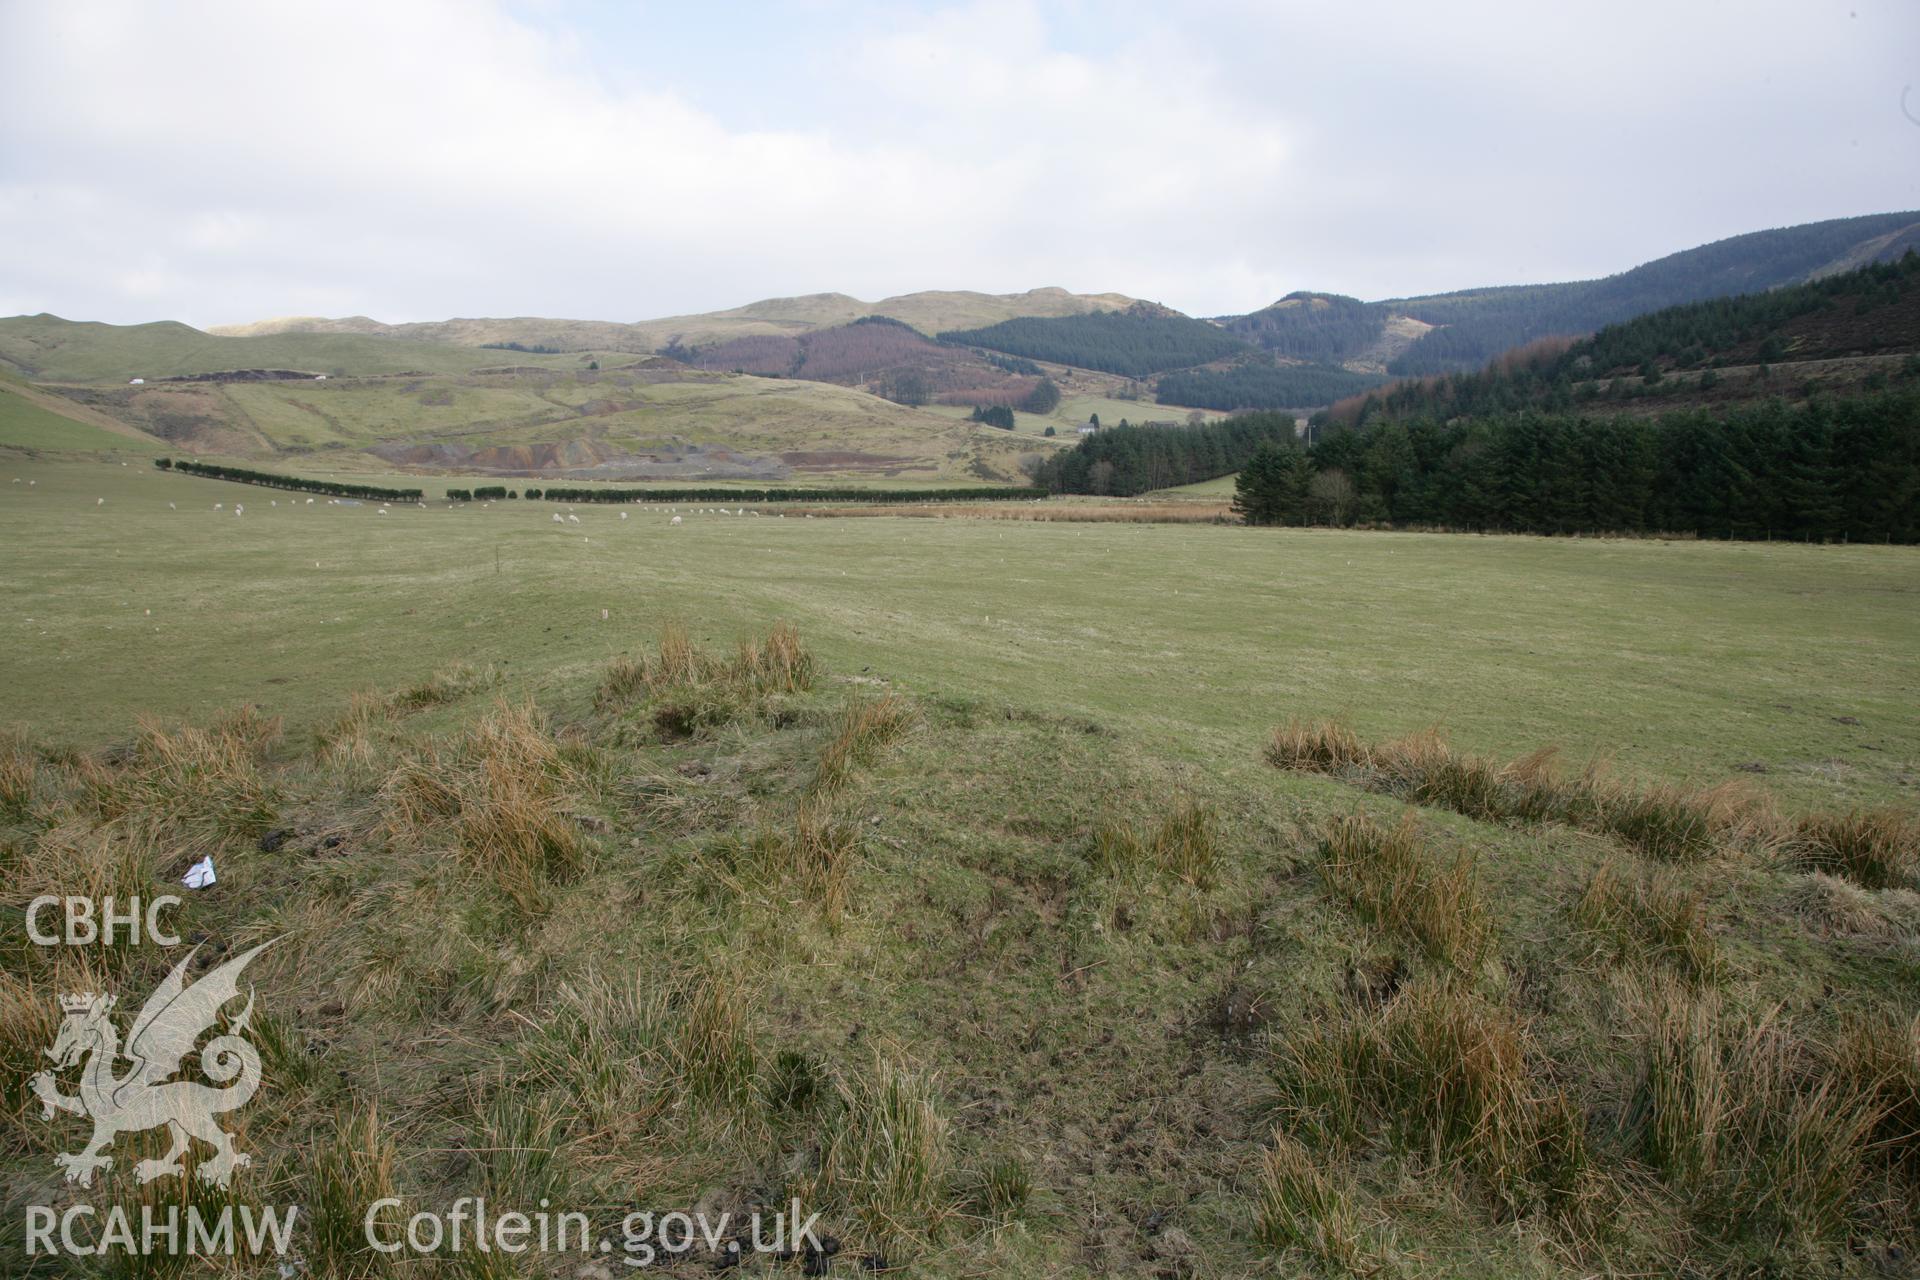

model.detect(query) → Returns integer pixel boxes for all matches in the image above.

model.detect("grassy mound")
[1,628,1915,1277]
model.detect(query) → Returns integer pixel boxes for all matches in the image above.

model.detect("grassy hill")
[39,365,1049,484]
[0,314,608,382]
[208,287,1140,352]
[0,315,1070,483]
[0,371,163,453]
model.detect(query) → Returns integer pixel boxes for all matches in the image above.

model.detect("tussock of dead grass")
[596,620,818,733]
[314,662,503,772]
[676,969,761,1119]
[1787,872,1920,939]
[1266,718,1371,773]
[1601,782,1721,862]
[813,1050,952,1259]
[84,706,281,844]
[734,619,816,694]
[812,692,916,796]
[391,659,500,711]
[1263,719,1905,876]
[1573,857,1721,984]
[1627,979,1890,1241]
[0,726,37,818]
[1270,983,1592,1213]
[14,816,165,910]
[314,689,389,774]
[595,654,648,710]
[0,971,66,1144]
[1786,810,1918,890]
[1090,795,1219,888]
[305,1105,400,1278]
[714,798,861,919]
[97,1133,274,1280]
[1255,1128,1370,1270]
[475,1085,575,1206]
[1319,813,1491,971]
[1831,1013,1920,1179]
[383,700,588,914]
[520,973,681,1147]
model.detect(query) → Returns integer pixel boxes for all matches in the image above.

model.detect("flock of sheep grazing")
[20,477,820,529]
[61,488,799,528]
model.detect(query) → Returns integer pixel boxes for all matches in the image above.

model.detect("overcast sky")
[2,0,1916,329]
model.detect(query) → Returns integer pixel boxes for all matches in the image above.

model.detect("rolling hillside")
[24,362,1048,484]
[940,302,1251,377]
[1223,213,1920,379]
[208,286,1139,352]
[0,371,163,452]
[0,314,608,382]
[1330,250,1920,428]
[13,212,1920,467]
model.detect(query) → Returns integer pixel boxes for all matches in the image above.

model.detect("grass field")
[3,455,1914,811]
[0,382,162,453]
[0,314,613,382]
[3,451,1917,1279]
[9,368,1047,485]
[1152,473,1240,497]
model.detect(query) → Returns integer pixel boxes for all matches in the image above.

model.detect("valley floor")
[2,457,1915,809]
[1,453,1916,1279]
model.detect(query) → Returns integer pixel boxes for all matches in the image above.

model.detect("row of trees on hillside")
[1234,390,1920,541]
[1385,213,1920,374]
[154,458,423,501]
[940,308,1249,377]
[1574,251,1918,375]
[1219,293,1388,361]
[1030,412,1299,495]
[1334,253,1920,428]
[530,484,1046,504]
[1157,358,1384,411]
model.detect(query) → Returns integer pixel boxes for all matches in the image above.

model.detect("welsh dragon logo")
[30,942,274,1189]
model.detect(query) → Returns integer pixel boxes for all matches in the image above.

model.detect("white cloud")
[0,0,1914,327]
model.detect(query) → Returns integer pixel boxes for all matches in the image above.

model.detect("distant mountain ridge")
[1327,249,1920,428]
[13,211,1920,415]
[1220,212,1920,378]
[208,287,1140,353]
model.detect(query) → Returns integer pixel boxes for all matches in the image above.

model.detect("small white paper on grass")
[181,856,216,889]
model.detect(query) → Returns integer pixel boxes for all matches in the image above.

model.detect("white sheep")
[620,511,628,520]
[215,503,223,510]
[671,515,683,525]
[96,497,104,505]
[552,513,564,524]
[567,513,580,525]
[168,502,175,510]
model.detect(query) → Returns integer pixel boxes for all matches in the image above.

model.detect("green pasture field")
[4,451,1917,1280]
[2,454,1913,812]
